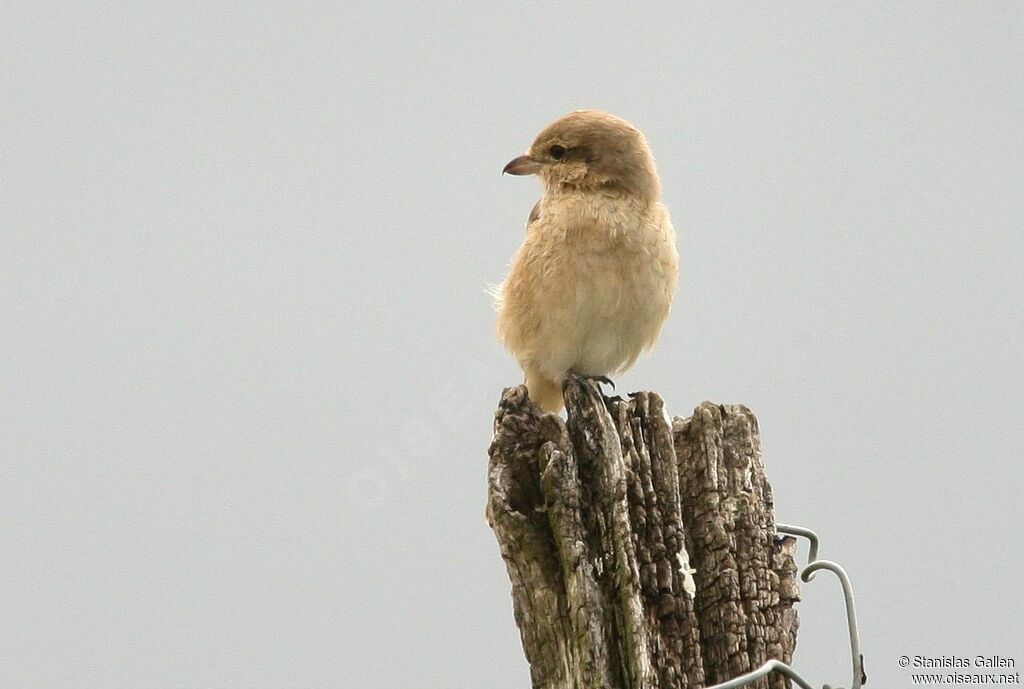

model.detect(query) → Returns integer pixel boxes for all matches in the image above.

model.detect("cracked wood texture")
[486,379,799,689]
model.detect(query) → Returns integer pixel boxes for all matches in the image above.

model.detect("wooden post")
[486,379,800,689]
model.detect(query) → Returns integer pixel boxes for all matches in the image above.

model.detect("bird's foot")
[567,370,616,391]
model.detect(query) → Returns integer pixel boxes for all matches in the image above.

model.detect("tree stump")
[486,379,800,689]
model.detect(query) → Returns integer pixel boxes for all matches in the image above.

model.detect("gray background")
[2,3,1022,688]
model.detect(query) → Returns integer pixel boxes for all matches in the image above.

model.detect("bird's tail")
[525,371,564,413]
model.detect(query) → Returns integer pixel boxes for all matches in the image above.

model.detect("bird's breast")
[528,195,677,323]
[498,193,677,380]
[541,194,643,247]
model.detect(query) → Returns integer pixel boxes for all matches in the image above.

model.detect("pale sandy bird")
[494,110,678,412]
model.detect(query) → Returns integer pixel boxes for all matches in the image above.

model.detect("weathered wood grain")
[487,379,799,689]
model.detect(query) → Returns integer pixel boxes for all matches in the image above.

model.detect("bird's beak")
[502,155,544,176]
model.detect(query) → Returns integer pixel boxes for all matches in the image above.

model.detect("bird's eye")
[549,145,567,160]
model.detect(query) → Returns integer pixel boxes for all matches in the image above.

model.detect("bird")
[493,110,678,413]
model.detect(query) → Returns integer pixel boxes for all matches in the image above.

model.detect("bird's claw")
[568,371,616,392]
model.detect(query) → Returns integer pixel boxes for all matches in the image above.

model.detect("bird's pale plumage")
[495,110,678,412]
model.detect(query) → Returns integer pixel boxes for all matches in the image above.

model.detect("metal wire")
[700,524,865,689]
[699,659,816,689]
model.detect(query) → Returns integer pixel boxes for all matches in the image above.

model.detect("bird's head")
[503,110,661,200]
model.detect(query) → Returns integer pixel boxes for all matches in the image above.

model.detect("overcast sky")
[2,3,1022,688]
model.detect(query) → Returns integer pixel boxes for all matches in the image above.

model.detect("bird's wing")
[527,199,541,227]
